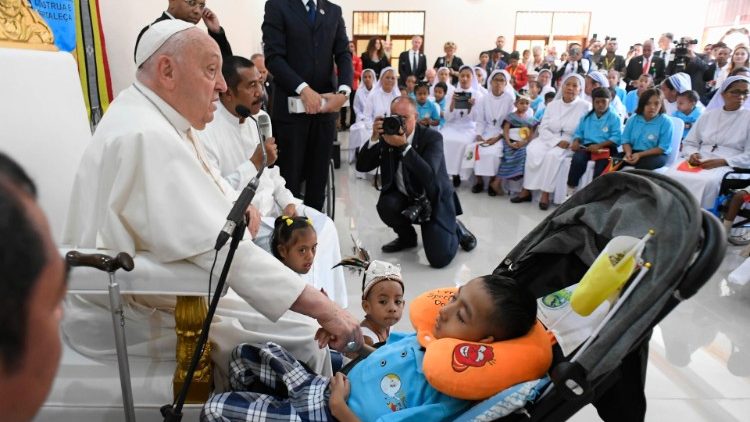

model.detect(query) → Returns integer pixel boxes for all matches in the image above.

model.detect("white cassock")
[664,108,750,208]
[465,91,515,177]
[348,84,373,163]
[196,102,347,308]
[62,82,332,382]
[523,97,590,192]
[349,86,400,166]
[442,87,484,179]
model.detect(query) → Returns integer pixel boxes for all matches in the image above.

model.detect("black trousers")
[567,147,615,187]
[376,190,459,268]
[617,151,668,170]
[275,116,336,211]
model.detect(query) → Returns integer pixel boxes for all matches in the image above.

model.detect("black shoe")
[452,175,461,187]
[510,193,532,203]
[471,183,484,193]
[381,237,417,253]
[456,219,477,252]
[539,201,550,211]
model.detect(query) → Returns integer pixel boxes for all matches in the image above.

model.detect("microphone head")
[235,105,252,118]
[258,113,272,138]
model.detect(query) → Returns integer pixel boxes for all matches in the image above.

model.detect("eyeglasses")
[184,0,206,10]
[726,89,750,97]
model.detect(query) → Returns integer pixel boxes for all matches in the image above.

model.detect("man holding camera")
[666,36,708,98]
[356,96,477,269]
[554,42,591,84]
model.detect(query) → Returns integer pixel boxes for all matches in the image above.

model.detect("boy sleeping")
[201,275,540,422]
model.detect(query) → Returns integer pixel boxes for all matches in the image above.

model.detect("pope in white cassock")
[61,20,361,382]
[194,55,347,308]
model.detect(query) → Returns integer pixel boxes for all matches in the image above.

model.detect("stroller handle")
[66,251,135,274]
[674,210,726,301]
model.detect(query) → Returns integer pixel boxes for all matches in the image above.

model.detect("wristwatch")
[337,89,350,98]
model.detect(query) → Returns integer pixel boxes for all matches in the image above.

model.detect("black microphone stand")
[162,116,266,422]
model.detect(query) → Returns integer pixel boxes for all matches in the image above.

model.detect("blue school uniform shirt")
[614,86,627,104]
[346,332,471,421]
[534,106,546,121]
[621,113,674,155]
[672,106,702,139]
[416,99,441,124]
[531,95,544,112]
[573,109,622,145]
[624,90,639,115]
[434,97,447,127]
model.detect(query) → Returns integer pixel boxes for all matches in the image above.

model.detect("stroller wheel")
[728,227,750,246]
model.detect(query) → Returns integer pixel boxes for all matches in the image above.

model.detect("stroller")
[488,169,725,421]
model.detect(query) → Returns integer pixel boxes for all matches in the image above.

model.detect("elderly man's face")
[230,66,264,115]
[642,41,653,57]
[252,56,268,84]
[169,0,204,24]
[412,36,422,51]
[1,190,67,422]
[173,34,227,129]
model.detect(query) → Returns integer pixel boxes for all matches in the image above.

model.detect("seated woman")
[201,275,539,422]
[349,67,400,177]
[442,65,484,186]
[661,72,702,115]
[619,88,674,170]
[664,76,750,208]
[512,73,590,210]
[469,70,516,195]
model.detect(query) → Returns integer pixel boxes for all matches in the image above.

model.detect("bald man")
[64,21,361,379]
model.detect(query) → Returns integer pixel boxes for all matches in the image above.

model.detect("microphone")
[257,113,274,168]
[213,106,268,250]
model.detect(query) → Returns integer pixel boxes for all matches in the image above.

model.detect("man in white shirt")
[63,20,361,379]
[196,56,348,307]
[398,35,427,86]
[655,32,674,70]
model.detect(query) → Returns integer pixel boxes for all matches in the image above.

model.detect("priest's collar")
[133,81,191,135]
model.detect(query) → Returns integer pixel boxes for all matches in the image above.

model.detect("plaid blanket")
[201,342,332,422]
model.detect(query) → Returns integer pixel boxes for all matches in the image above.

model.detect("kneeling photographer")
[356,96,476,268]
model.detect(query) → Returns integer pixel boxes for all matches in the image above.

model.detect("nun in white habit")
[442,65,485,185]
[348,68,377,163]
[467,69,516,193]
[350,67,400,172]
[661,72,705,115]
[664,76,750,208]
[512,73,590,209]
[431,66,455,99]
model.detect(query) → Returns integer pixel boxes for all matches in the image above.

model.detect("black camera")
[382,115,406,135]
[401,193,432,224]
[453,91,472,109]
[672,37,698,72]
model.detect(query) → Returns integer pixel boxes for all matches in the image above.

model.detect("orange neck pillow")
[410,287,553,400]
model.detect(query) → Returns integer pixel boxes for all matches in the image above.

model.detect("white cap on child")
[362,260,403,299]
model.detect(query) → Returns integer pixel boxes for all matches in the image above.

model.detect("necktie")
[307,0,316,24]
[642,57,650,74]
[412,51,418,72]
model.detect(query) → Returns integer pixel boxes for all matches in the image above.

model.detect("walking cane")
[66,251,136,422]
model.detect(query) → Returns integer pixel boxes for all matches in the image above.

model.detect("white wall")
[98,0,710,95]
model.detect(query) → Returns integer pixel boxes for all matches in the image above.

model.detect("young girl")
[432,82,448,128]
[271,215,317,276]
[358,260,405,346]
[620,88,674,170]
[567,87,622,195]
[405,74,417,100]
[498,95,538,197]
[625,74,653,115]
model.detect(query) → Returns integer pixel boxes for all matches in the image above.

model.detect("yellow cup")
[570,236,639,316]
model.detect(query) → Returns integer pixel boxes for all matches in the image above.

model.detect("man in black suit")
[492,35,511,63]
[356,97,476,269]
[654,32,674,71]
[262,0,351,211]
[624,39,665,90]
[666,37,708,98]
[134,0,232,61]
[398,36,427,86]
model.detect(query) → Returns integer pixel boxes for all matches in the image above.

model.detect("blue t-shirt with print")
[621,113,673,154]
[346,332,471,421]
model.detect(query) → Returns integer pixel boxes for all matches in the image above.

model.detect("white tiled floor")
[333,131,750,421]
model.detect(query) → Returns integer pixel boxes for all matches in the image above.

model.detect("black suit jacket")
[624,55,666,89]
[666,55,708,96]
[356,125,462,230]
[398,50,427,85]
[262,0,352,122]
[133,12,233,62]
